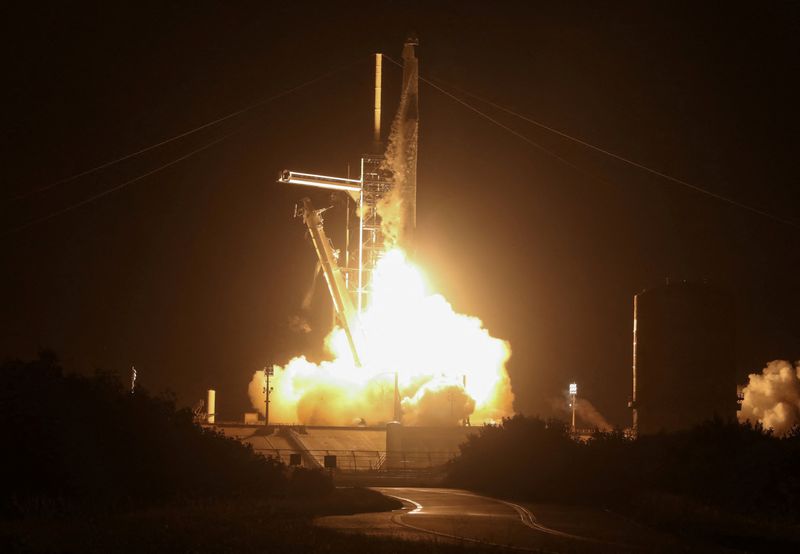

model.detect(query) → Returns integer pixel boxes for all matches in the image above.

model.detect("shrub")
[446,414,800,521]
[1,353,304,517]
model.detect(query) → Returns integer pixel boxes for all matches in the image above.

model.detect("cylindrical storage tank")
[385,421,403,470]
[207,389,216,424]
[632,281,736,435]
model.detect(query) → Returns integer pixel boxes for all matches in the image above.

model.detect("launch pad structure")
[232,37,484,476]
[278,37,419,367]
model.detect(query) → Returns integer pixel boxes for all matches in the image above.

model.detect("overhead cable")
[4,128,242,236]
[436,78,799,229]
[14,56,365,201]
[385,55,797,229]
[382,55,579,171]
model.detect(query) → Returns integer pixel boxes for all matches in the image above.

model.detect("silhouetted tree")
[446,414,800,520]
[1,353,332,518]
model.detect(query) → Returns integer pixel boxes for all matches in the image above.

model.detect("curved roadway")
[316,487,684,552]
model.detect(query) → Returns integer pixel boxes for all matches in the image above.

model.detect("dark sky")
[2,2,798,424]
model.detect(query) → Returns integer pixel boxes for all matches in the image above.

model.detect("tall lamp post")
[569,382,578,434]
[393,371,401,423]
[264,365,274,426]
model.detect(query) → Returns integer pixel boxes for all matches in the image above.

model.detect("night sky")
[2,2,798,425]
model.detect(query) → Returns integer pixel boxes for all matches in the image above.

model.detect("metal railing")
[251,448,460,471]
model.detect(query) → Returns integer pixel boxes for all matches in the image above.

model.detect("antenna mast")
[373,53,382,149]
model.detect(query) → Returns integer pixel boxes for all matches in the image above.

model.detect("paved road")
[316,487,685,552]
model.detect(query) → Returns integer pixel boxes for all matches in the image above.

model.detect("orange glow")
[249,248,513,426]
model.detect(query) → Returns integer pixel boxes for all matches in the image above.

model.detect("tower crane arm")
[279,170,361,203]
[296,197,363,366]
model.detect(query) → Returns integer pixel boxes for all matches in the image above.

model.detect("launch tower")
[278,37,419,365]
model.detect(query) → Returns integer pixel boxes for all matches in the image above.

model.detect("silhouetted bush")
[288,467,335,497]
[446,414,800,521]
[447,415,581,500]
[0,353,332,517]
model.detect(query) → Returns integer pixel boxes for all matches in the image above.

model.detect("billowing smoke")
[402,382,475,427]
[287,315,311,334]
[247,358,396,426]
[575,398,612,431]
[738,360,800,436]
[248,249,514,426]
[551,395,612,431]
[378,44,418,249]
[286,261,321,334]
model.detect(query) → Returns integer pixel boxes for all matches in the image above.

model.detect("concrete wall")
[386,423,479,469]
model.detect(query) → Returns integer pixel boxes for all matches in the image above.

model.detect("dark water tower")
[630,282,736,435]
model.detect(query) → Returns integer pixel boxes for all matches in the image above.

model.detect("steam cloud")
[551,395,612,431]
[575,398,612,431]
[738,359,800,436]
[248,250,514,427]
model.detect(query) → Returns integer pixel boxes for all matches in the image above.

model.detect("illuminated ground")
[317,487,688,553]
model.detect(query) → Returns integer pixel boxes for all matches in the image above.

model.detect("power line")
[5,56,366,236]
[386,55,797,229]
[435,78,799,229]
[4,128,242,236]
[383,56,579,171]
[13,56,366,201]
[384,55,649,220]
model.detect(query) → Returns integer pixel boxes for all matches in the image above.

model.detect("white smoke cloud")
[402,382,476,427]
[247,363,396,426]
[738,359,800,436]
[247,250,514,427]
[551,394,612,431]
[575,398,612,432]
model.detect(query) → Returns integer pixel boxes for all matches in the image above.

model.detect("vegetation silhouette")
[1,352,331,518]
[447,414,800,521]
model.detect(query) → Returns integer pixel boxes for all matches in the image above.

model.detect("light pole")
[569,382,577,434]
[264,365,275,426]
[462,374,470,427]
[448,389,454,421]
[393,371,401,423]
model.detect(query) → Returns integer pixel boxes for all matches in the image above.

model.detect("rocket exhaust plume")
[738,360,800,436]
[261,38,513,426]
[249,250,514,426]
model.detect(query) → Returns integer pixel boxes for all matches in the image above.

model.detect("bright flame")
[249,249,513,426]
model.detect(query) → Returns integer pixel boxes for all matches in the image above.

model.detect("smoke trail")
[550,394,612,431]
[287,315,311,334]
[378,44,418,249]
[301,262,321,311]
[286,261,321,334]
[738,360,800,436]
[575,398,612,431]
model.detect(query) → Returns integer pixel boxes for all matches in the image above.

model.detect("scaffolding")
[278,39,419,364]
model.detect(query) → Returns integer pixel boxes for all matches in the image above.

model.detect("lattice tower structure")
[353,153,393,312]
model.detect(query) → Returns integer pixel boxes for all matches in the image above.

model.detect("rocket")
[278,37,421,363]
